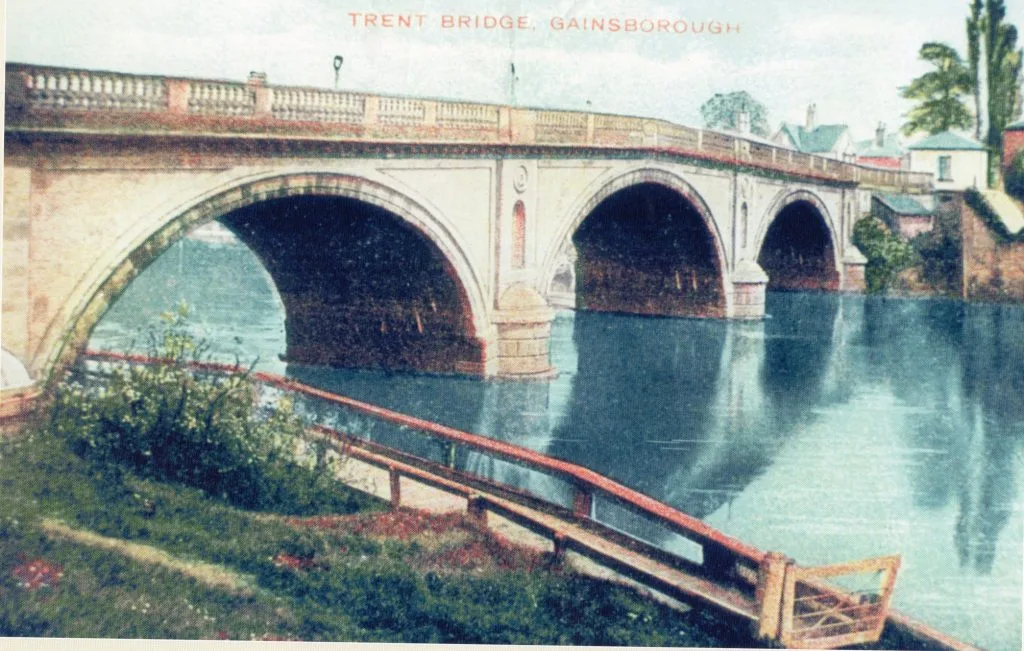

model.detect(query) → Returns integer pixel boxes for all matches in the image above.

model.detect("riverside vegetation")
[0,306,756,645]
[0,306,930,647]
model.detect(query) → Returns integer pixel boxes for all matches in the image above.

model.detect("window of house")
[938,155,952,181]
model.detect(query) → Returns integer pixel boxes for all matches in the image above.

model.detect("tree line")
[902,0,1021,155]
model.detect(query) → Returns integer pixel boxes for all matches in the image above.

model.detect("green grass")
[0,429,762,645]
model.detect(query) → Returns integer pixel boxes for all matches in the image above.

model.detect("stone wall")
[961,196,1024,302]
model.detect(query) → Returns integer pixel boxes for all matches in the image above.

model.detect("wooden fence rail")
[74,350,978,650]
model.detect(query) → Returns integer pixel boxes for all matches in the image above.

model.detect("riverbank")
[0,427,759,645]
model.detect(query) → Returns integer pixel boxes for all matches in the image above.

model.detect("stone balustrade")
[22,67,167,112]
[435,101,499,128]
[5,62,932,192]
[271,87,366,123]
[187,81,255,117]
[377,97,426,125]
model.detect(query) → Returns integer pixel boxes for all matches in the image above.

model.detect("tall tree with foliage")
[967,0,1023,151]
[699,91,771,136]
[967,0,986,140]
[901,42,974,136]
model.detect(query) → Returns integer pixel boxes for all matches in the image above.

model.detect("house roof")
[873,193,932,216]
[777,123,850,154]
[1006,119,1024,131]
[856,133,903,158]
[907,131,985,151]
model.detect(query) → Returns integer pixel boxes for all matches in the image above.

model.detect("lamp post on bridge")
[333,55,344,90]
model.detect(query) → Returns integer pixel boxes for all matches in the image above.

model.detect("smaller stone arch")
[753,188,842,292]
[540,166,730,311]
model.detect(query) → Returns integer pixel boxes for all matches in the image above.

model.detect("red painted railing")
[82,349,764,565]
[76,349,976,650]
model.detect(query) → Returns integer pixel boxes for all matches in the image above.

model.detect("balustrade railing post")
[422,100,437,128]
[248,72,271,118]
[446,442,457,469]
[364,96,380,127]
[166,79,189,114]
[497,106,512,143]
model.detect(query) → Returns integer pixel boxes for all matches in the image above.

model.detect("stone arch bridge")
[3,63,932,387]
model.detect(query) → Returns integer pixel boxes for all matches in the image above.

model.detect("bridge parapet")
[7,62,932,193]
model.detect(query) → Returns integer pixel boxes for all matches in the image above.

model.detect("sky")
[5,0,1023,144]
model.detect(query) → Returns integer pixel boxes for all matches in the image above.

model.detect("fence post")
[552,532,567,559]
[754,551,790,642]
[467,494,487,525]
[572,486,593,519]
[446,442,458,469]
[388,466,401,509]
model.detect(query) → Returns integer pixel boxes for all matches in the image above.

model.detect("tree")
[699,91,771,137]
[967,0,986,140]
[901,42,974,136]
[967,0,1022,181]
[968,0,1023,150]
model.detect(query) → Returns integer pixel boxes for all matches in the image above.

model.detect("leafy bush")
[1006,150,1024,202]
[910,201,962,293]
[852,217,919,293]
[49,304,370,515]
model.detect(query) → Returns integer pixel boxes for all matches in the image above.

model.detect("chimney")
[736,110,751,134]
[806,103,816,131]
[875,122,886,148]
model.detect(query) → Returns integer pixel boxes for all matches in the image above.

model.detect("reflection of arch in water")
[761,292,840,427]
[547,311,728,498]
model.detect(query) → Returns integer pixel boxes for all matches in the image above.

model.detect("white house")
[907,131,988,192]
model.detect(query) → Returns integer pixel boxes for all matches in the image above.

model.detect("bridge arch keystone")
[44,170,497,382]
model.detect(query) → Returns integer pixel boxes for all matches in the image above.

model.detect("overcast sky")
[6,0,1023,143]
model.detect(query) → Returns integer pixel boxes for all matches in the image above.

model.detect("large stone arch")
[42,170,492,383]
[753,188,842,291]
[540,166,729,308]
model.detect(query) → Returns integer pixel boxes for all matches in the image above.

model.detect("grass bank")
[0,428,759,645]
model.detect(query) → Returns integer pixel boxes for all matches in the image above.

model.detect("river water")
[89,237,1023,650]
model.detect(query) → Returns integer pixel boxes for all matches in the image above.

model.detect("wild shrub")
[48,304,371,515]
[910,201,962,293]
[852,217,919,293]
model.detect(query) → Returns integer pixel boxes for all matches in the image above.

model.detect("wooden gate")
[778,555,901,649]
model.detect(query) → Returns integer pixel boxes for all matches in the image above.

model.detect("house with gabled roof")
[772,104,856,161]
[907,131,987,192]
[856,123,904,169]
